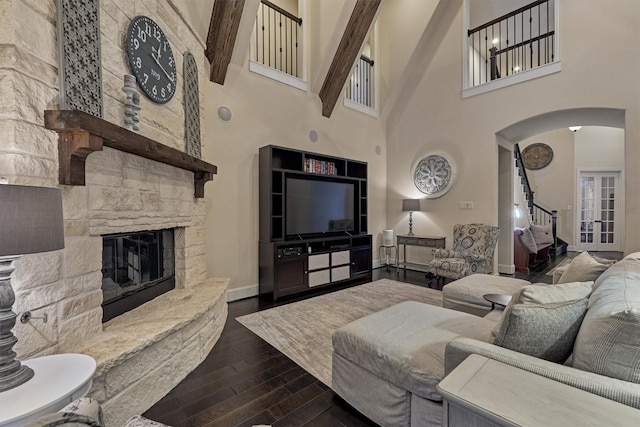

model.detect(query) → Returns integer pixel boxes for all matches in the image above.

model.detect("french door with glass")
[577,172,620,251]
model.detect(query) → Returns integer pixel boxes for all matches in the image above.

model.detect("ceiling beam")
[319,0,381,118]
[205,0,246,85]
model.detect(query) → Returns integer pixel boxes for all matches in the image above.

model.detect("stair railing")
[514,144,558,253]
[467,0,555,87]
[254,0,302,78]
[346,54,374,108]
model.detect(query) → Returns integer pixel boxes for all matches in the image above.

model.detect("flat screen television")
[286,177,355,237]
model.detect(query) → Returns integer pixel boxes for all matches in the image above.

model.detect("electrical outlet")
[460,201,474,209]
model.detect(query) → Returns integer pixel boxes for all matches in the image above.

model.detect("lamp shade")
[0,185,64,256]
[402,198,420,212]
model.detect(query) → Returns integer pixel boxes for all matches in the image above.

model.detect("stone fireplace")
[1,1,229,425]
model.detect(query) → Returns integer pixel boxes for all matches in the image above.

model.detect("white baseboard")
[227,284,259,302]
[498,263,516,274]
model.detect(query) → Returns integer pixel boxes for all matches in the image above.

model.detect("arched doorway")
[495,108,625,273]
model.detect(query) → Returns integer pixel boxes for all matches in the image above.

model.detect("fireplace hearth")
[102,229,175,322]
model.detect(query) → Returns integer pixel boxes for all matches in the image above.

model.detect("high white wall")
[385,0,640,262]
[188,2,387,298]
[179,0,640,291]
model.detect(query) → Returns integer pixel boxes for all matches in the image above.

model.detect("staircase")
[514,144,568,257]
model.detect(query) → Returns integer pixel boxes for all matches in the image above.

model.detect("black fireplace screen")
[101,229,175,322]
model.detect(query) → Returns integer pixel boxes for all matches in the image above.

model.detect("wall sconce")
[0,185,64,391]
[402,198,421,236]
[514,203,522,219]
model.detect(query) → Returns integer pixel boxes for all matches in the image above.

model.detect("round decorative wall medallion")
[521,143,553,170]
[413,153,455,198]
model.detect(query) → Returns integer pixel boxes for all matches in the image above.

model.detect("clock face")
[126,16,176,104]
[522,143,553,170]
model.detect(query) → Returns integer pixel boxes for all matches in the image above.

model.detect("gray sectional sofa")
[332,252,640,427]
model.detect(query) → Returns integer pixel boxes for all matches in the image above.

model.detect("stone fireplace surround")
[12,144,228,426]
[81,151,226,426]
[1,1,228,424]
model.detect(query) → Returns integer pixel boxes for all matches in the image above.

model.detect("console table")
[396,235,445,273]
[438,354,640,426]
[0,353,96,427]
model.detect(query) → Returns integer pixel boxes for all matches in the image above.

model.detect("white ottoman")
[442,274,531,316]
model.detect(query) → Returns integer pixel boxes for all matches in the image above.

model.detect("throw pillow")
[518,281,593,304]
[530,223,553,245]
[490,281,592,341]
[519,227,538,253]
[558,251,610,284]
[493,298,589,363]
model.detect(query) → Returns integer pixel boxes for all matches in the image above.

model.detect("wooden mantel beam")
[44,110,217,198]
[205,0,246,85]
[319,0,381,118]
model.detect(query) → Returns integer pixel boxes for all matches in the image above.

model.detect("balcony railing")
[254,0,302,78]
[468,0,555,87]
[346,54,374,108]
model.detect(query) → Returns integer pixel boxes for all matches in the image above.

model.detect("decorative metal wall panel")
[413,153,455,198]
[57,0,103,117]
[183,51,201,159]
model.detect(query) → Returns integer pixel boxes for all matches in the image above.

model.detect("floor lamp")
[0,185,64,392]
[402,199,420,236]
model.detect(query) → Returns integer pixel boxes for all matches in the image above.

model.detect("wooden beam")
[45,110,217,198]
[205,0,246,85]
[319,0,381,118]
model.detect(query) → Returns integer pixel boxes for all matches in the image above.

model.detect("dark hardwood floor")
[143,251,621,426]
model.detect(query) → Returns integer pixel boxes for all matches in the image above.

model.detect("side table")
[438,354,640,426]
[482,293,512,311]
[396,235,445,273]
[0,353,96,427]
[378,245,397,271]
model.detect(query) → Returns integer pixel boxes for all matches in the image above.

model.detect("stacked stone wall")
[0,0,224,423]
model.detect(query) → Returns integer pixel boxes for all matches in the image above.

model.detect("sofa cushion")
[493,298,588,362]
[572,258,640,383]
[332,301,494,400]
[558,251,611,284]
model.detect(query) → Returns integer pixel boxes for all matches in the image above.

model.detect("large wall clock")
[126,16,177,104]
[521,143,553,170]
[413,153,455,198]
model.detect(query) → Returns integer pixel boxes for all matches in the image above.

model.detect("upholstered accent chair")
[426,223,500,285]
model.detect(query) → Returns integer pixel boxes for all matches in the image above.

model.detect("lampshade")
[402,198,420,212]
[0,185,65,256]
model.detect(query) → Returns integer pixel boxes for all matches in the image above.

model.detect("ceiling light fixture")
[492,38,499,44]
[569,126,582,132]
[513,66,521,72]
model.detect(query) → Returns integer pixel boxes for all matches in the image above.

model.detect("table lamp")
[0,184,64,392]
[402,198,420,236]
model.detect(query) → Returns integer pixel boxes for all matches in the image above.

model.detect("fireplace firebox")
[101,229,175,322]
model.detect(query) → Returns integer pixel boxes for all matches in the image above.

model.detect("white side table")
[0,353,96,427]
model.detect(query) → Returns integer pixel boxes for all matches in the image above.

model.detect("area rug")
[236,279,442,387]
[545,257,572,276]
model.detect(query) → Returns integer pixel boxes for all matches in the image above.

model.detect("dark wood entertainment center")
[259,145,372,300]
